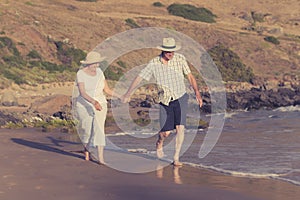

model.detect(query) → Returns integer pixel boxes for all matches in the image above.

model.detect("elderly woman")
[75,51,121,165]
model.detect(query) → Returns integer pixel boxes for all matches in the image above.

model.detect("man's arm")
[122,75,143,103]
[187,73,203,107]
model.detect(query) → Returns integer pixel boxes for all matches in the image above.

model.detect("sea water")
[105,105,300,186]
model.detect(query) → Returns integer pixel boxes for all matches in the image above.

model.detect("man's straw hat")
[156,37,181,51]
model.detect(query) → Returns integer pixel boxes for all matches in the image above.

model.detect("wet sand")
[0,128,299,200]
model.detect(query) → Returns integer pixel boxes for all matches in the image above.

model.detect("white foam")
[274,105,300,112]
[273,177,300,186]
[184,162,287,178]
[106,131,156,137]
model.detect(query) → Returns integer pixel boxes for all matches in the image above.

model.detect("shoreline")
[0,127,299,200]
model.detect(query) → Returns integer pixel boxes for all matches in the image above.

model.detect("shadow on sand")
[11,137,84,160]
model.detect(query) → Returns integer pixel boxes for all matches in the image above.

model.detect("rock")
[29,94,71,114]
[140,100,152,108]
[0,111,19,126]
[0,90,18,106]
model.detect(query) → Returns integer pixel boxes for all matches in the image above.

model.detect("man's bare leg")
[156,131,171,158]
[173,125,184,166]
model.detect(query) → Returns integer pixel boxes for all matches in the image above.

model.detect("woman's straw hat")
[80,51,106,65]
[156,37,181,51]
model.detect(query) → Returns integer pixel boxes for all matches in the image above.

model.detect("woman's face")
[87,63,98,72]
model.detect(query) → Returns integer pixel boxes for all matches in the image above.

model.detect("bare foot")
[84,151,90,161]
[97,160,107,165]
[172,161,183,167]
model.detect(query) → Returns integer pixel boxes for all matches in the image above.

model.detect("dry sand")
[0,128,299,200]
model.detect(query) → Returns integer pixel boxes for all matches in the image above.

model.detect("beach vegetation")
[264,36,280,45]
[0,36,83,85]
[3,116,76,133]
[167,4,216,23]
[76,0,97,2]
[104,67,123,81]
[27,49,42,60]
[116,60,127,69]
[208,44,255,83]
[125,18,140,28]
[133,118,151,126]
[251,11,266,23]
[25,1,35,6]
[153,2,164,7]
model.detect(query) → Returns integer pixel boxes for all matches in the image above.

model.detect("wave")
[274,177,300,186]
[184,162,300,186]
[273,105,300,112]
[106,131,156,137]
[105,145,300,186]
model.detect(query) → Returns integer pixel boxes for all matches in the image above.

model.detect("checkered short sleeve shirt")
[139,53,191,105]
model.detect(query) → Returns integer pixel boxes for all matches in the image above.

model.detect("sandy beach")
[0,128,299,200]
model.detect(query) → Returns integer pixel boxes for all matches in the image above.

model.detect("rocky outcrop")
[0,90,18,106]
[219,86,300,111]
[128,85,300,113]
[29,94,71,114]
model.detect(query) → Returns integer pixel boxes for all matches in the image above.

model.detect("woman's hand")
[94,100,102,111]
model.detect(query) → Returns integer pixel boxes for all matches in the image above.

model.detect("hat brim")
[80,56,106,65]
[156,45,181,52]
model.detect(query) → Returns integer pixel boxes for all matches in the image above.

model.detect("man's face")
[163,51,174,61]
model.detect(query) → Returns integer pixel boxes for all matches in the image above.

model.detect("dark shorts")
[159,93,189,132]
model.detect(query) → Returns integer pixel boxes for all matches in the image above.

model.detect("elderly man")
[123,37,203,166]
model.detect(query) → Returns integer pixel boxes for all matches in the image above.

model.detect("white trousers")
[76,103,107,147]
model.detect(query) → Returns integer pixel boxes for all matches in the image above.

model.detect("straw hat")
[80,51,106,65]
[156,37,181,51]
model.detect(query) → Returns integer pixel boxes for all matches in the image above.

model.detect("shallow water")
[105,106,300,186]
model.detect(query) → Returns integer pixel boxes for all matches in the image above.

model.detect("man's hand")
[195,91,203,107]
[121,93,131,103]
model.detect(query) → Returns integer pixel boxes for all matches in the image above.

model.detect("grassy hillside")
[0,0,299,88]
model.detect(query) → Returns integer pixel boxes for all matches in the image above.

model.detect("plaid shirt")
[139,53,191,105]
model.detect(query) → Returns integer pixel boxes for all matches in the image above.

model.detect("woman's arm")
[78,82,102,111]
[122,75,143,103]
[103,80,122,99]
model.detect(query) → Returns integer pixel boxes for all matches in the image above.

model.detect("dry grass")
[0,0,299,80]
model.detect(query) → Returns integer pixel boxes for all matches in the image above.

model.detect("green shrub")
[116,60,127,68]
[25,1,35,6]
[41,61,64,73]
[133,118,151,126]
[208,44,255,82]
[167,4,216,23]
[0,37,79,85]
[0,36,20,56]
[125,18,140,28]
[2,55,26,67]
[27,49,42,60]
[55,41,86,66]
[153,2,164,7]
[264,36,280,45]
[251,11,265,23]
[103,66,123,81]
[3,69,27,84]
[76,0,97,2]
